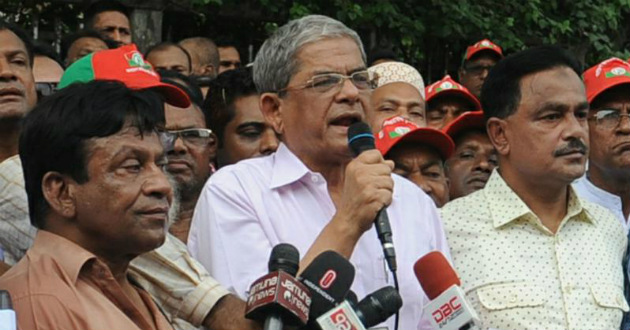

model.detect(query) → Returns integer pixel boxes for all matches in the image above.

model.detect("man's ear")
[260,93,284,135]
[41,172,77,219]
[202,64,217,78]
[487,118,509,156]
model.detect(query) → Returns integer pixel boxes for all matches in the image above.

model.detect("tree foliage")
[190,0,630,81]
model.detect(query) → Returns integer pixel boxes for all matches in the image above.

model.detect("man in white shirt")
[188,15,451,330]
[441,46,627,330]
[573,57,630,232]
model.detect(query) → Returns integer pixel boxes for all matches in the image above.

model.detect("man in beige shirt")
[441,46,627,329]
[0,79,178,330]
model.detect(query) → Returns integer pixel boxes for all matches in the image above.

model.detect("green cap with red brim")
[59,44,190,108]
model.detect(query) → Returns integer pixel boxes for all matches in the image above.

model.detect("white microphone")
[414,251,480,330]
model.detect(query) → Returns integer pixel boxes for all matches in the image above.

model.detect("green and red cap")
[425,75,481,110]
[59,44,190,107]
[583,57,630,104]
[376,116,455,160]
[464,39,503,61]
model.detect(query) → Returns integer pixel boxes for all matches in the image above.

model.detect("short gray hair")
[253,15,366,94]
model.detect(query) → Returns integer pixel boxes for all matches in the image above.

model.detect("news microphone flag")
[414,251,480,330]
[245,244,311,330]
[298,250,355,320]
[317,300,366,330]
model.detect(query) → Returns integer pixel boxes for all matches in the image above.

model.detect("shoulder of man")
[580,198,626,235]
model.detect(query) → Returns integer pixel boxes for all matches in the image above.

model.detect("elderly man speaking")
[188,15,451,330]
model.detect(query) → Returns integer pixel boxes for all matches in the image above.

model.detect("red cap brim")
[444,111,486,139]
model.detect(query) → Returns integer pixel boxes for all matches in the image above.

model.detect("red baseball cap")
[583,57,630,103]
[443,110,486,140]
[376,116,455,160]
[58,44,190,107]
[464,39,503,61]
[425,75,481,110]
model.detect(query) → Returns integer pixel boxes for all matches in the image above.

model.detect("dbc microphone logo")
[319,270,337,289]
[432,297,462,324]
[329,309,359,330]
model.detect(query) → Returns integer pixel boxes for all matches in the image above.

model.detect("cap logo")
[388,126,411,139]
[124,51,157,76]
[606,67,630,78]
[382,116,406,126]
[481,40,490,47]
[436,81,458,93]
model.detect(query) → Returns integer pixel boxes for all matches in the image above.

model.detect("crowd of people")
[1,1,630,330]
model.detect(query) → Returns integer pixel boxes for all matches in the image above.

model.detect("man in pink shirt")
[189,15,451,330]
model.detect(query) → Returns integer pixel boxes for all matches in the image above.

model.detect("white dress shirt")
[188,143,452,330]
[441,170,628,330]
[573,175,630,233]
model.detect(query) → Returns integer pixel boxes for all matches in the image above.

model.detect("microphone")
[298,250,355,322]
[316,286,403,330]
[414,251,480,330]
[0,290,16,330]
[245,243,312,330]
[348,122,397,272]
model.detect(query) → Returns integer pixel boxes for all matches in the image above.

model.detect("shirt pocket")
[477,282,547,310]
[590,283,629,312]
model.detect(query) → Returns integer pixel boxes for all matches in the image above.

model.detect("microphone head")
[299,250,355,319]
[348,122,375,156]
[269,243,300,276]
[413,251,460,300]
[355,286,402,328]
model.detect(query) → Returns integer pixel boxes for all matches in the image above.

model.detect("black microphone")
[245,243,311,330]
[0,290,16,330]
[316,286,403,330]
[298,250,355,326]
[348,122,397,272]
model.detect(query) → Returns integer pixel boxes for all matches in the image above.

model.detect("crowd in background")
[1,1,630,330]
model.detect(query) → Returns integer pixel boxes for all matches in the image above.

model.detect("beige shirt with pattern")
[441,170,628,330]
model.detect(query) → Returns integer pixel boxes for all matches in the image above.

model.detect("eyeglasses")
[277,71,378,94]
[463,64,494,76]
[589,109,630,130]
[159,128,216,150]
[35,82,58,99]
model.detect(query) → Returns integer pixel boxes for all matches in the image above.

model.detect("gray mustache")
[553,139,587,157]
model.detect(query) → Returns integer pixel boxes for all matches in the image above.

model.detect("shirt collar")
[270,143,312,189]
[577,175,624,208]
[31,230,97,284]
[484,170,593,229]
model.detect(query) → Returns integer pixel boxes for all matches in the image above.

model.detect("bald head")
[179,37,219,79]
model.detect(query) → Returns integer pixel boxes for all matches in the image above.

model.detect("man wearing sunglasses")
[458,39,503,100]
[189,15,451,330]
[160,71,217,244]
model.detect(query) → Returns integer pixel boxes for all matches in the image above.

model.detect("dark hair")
[0,20,34,66]
[368,48,397,67]
[159,69,203,107]
[215,37,239,49]
[32,42,64,69]
[480,45,582,121]
[19,80,165,228]
[203,67,257,146]
[85,0,130,26]
[60,30,112,64]
[145,42,192,73]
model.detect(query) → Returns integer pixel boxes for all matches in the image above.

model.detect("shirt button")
[509,294,517,303]
[564,286,571,294]
[311,175,319,183]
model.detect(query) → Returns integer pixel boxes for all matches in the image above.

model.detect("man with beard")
[160,71,216,243]
[441,46,626,330]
